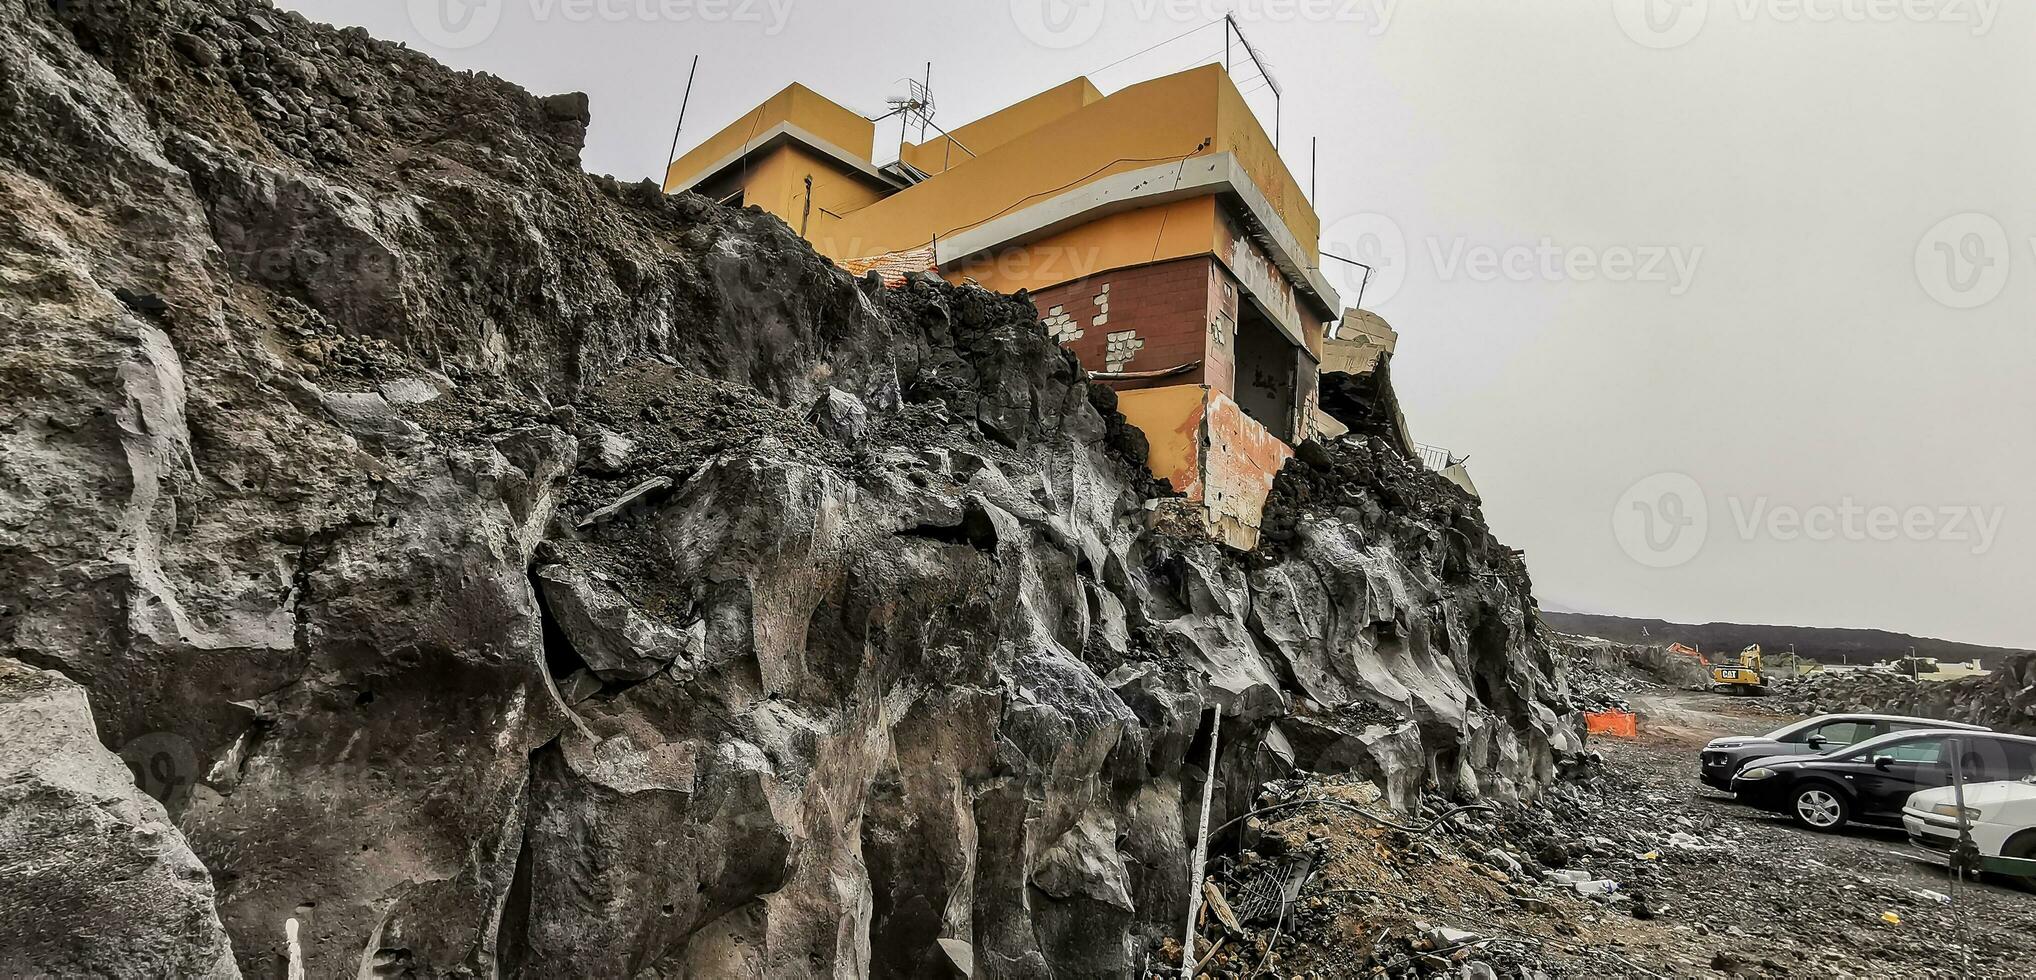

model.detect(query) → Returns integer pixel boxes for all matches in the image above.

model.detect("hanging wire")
[1082,19,1226,82]
[1160,49,1226,77]
[1147,138,1213,264]
[934,148,1203,240]
[1225,15,1282,97]
[1227,63,1268,87]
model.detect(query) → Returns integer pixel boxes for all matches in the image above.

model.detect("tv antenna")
[880,63,976,166]
[887,65,937,144]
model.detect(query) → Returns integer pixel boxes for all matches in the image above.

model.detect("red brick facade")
[1028,257,1247,396]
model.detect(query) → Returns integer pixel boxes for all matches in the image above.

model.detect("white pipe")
[1180,709,1221,978]
[286,917,306,980]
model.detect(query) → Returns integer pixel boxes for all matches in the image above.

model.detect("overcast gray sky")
[283,1,2032,649]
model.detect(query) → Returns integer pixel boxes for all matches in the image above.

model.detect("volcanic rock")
[0,0,1583,974]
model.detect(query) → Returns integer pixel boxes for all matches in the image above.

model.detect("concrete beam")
[667,122,901,196]
[934,152,1342,330]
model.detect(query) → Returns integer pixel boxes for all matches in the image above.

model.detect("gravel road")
[1591,689,2036,977]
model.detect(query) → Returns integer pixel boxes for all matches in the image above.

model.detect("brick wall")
[1028,258,1219,392]
[1206,267,1242,400]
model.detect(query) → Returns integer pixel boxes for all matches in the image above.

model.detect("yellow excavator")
[1707,644,1768,695]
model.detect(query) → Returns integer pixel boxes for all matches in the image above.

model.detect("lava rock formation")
[0,0,1582,974]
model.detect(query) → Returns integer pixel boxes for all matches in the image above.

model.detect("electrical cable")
[1084,20,1224,81]
[930,149,1204,241]
[1226,64,1267,89]
[1146,138,1209,264]
[730,102,766,189]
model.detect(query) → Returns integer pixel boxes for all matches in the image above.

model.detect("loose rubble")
[1163,691,2036,978]
[1552,633,1715,712]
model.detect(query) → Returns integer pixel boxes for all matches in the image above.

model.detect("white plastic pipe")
[1181,709,1221,978]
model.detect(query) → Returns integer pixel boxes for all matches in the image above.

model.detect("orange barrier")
[1585,711,1639,737]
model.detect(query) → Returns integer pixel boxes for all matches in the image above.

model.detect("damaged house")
[664,66,1367,547]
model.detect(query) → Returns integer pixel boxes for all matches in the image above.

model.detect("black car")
[1699,713,1990,790]
[1731,729,2036,831]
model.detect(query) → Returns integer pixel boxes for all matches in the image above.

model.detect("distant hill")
[1540,612,2031,669]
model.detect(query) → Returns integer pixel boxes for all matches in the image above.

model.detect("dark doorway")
[1233,303,1298,442]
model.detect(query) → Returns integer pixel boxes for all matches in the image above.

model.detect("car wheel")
[1790,785,1850,831]
[2005,836,2036,893]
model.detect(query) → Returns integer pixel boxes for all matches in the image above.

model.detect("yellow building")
[665,67,1343,547]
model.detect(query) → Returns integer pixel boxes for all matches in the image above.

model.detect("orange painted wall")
[1116,385,1293,545]
[673,68,1325,322]
[1118,385,1209,498]
[944,198,1221,296]
[664,83,876,193]
[1214,75,1316,263]
[716,144,888,234]
[764,145,888,238]
[810,67,1231,261]
[900,77,1105,177]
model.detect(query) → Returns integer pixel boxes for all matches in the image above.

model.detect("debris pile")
[1549,633,1715,711]
[1160,722,2036,978]
[0,0,1580,973]
[1152,765,1757,978]
[1553,636,1651,712]
[1770,656,2036,734]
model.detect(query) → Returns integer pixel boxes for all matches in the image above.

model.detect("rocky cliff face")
[0,0,1581,974]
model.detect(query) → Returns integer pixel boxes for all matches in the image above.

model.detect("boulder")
[0,660,239,978]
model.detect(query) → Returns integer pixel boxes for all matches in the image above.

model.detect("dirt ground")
[1594,689,2036,977]
[1199,688,2036,979]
